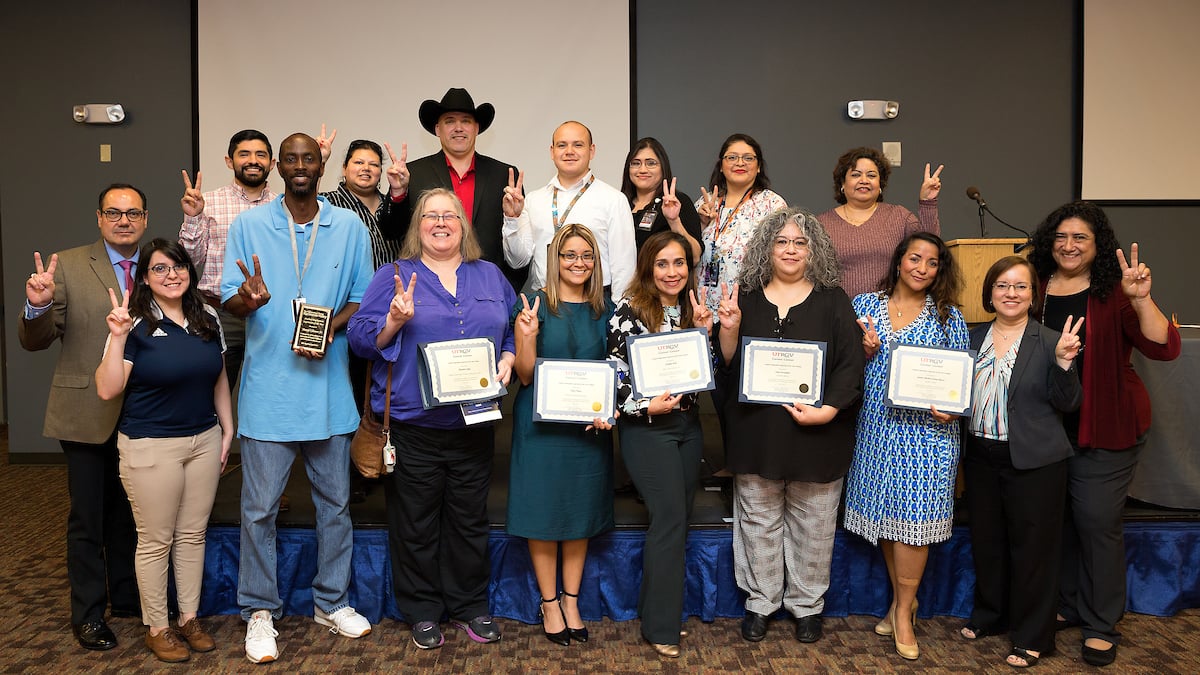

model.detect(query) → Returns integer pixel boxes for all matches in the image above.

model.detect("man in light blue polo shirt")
[221,133,373,664]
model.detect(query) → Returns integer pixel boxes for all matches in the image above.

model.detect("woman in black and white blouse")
[607,231,712,659]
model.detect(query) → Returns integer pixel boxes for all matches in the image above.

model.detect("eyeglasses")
[559,252,595,263]
[628,159,660,169]
[421,213,462,224]
[101,209,147,222]
[993,282,1031,292]
[774,237,807,249]
[149,263,188,277]
[722,154,758,164]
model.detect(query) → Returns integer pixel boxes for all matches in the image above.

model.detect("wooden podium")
[946,238,1027,323]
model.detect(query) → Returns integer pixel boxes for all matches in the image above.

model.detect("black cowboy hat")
[418,88,496,135]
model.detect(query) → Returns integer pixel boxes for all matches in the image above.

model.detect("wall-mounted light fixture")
[72,104,126,124]
[847,100,899,121]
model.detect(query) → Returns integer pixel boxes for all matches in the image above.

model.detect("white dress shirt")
[502,171,636,301]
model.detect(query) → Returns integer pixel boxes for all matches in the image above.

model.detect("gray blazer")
[18,240,125,443]
[969,319,1082,470]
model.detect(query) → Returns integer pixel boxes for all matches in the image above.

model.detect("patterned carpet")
[4,430,1200,673]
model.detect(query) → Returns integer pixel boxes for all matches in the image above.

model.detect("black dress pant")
[386,423,494,623]
[619,410,703,645]
[1059,443,1141,644]
[963,435,1067,653]
[61,437,138,624]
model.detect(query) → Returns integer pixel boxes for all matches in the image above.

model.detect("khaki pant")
[118,425,222,627]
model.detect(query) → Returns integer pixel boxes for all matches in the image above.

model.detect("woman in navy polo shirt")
[96,238,233,663]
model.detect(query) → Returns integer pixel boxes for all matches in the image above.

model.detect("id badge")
[292,296,307,322]
[637,208,657,232]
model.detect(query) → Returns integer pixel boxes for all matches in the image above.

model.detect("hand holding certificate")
[626,327,715,399]
[532,359,617,425]
[418,337,507,408]
[884,343,975,415]
[738,338,826,406]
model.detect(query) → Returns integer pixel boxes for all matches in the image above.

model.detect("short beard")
[236,165,268,188]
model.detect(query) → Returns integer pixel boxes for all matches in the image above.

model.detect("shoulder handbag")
[351,362,393,479]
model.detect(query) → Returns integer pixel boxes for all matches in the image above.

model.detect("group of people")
[20,87,1179,668]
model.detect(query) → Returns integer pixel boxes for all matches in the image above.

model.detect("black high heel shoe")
[561,590,588,643]
[540,596,570,646]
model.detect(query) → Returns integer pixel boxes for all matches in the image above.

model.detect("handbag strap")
[381,260,400,434]
[361,362,392,433]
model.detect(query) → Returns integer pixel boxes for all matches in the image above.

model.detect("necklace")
[889,296,923,318]
[839,203,877,226]
[993,321,1026,341]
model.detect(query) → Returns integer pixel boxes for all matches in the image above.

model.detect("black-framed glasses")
[149,263,188,277]
[628,159,660,169]
[421,213,462,224]
[559,252,595,263]
[101,209,147,222]
[722,154,758,164]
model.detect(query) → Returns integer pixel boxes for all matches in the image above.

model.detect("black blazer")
[390,150,526,291]
[968,319,1083,470]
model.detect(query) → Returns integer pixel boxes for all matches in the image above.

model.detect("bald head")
[553,120,592,146]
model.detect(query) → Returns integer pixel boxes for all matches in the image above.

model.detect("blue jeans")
[237,434,353,620]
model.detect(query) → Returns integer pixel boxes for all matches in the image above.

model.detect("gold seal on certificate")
[738,338,826,405]
[290,303,332,355]
[884,343,976,414]
[532,359,617,424]
[625,328,715,399]
[417,337,506,408]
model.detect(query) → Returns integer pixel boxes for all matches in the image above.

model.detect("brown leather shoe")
[177,617,216,652]
[146,628,190,663]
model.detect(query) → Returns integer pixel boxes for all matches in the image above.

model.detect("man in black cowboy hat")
[390,87,527,291]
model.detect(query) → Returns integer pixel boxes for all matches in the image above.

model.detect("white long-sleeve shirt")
[502,171,636,301]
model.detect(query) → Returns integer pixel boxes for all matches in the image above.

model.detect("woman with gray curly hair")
[715,207,864,645]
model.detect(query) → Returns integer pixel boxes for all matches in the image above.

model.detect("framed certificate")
[626,327,714,399]
[738,338,826,406]
[884,343,976,415]
[532,359,617,424]
[290,303,332,355]
[417,337,507,408]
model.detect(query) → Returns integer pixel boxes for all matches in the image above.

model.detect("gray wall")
[1,1,194,457]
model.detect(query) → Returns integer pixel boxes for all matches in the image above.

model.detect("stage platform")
[200,449,1200,626]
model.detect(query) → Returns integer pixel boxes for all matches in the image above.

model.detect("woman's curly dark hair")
[832,146,891,204]
[878,232,962,325]
[1027,201,1121,301]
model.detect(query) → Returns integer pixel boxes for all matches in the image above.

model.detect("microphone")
[965,185,1031,247]
[965,186,986,207]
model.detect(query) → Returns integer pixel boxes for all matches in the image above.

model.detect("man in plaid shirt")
[179,129,276,387]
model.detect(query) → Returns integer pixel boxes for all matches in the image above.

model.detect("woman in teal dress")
[507,223,616,646]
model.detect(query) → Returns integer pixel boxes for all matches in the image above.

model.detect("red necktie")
[118,259,134,295]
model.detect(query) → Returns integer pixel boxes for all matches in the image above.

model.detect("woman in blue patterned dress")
[843,232,967,660]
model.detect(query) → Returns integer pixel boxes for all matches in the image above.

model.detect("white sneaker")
[245,610,280,663]
[315,606,372,638]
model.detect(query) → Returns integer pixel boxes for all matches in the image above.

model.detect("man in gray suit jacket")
[387,88,527,291]
[19,183,147,651]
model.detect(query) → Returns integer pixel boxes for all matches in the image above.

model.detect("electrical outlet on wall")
[882,142,901,167]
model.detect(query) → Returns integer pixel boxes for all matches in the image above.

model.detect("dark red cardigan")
[1074,283,1181,449]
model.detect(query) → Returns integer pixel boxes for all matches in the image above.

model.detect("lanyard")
[715,189,754,242]
[286,203,321,299]
[551,176,594,230]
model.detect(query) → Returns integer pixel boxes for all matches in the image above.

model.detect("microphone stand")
[979,203,1032,252]
[977,203,986,238]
